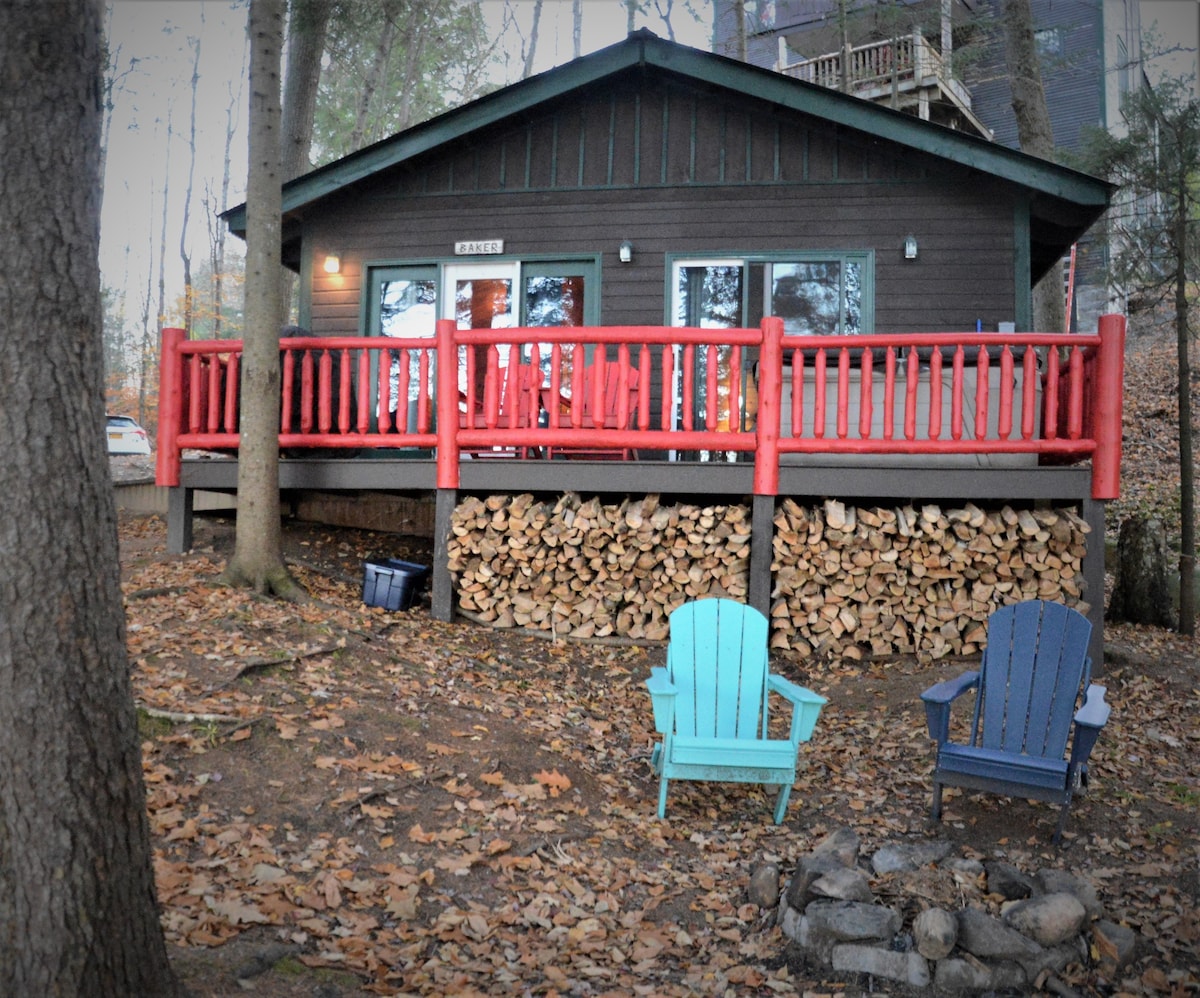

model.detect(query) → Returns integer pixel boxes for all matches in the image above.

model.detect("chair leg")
[657,777,670,819]
[1052,794,1073,845]
[772,784,792,825]
[930,781,944,823]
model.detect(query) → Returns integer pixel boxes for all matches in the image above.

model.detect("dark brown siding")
[304,73,1020,336]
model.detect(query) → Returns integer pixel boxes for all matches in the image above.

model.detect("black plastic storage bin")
[361,558,430,611]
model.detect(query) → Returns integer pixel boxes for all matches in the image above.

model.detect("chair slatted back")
[974,601,1092,758]
[666,599,769,740]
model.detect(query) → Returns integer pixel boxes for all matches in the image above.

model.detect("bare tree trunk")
[350,0,399,151]
[523,0,543,78]
[281,0,331,180]
[0,2,178,992]
[573,0,582,58]
[396,2,435,132]
[221,0,302,600]
[1174,185,1195,633]
[652,0,677,41]
[214,40,247,338]
[138,205,155,424]
[1001,0,1065,335]
[157,107,172,334]
[180,26,201,333]
[280,0,331,322]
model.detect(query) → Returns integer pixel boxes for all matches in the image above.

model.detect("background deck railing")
[156,314,1125,499]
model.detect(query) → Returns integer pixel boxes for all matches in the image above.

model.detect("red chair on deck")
[458,361,543,458]
[543,357,640,460]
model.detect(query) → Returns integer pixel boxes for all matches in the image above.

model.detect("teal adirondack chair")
[646,599,827,824]
[921,600,1110,843]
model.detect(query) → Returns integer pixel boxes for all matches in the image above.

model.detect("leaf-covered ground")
[119,507,1199,998]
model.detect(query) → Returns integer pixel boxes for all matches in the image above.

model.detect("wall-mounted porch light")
[903,235,918,261]
[323,253,341,274]
[619,240,634,264]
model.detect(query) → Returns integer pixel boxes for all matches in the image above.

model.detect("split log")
[448,493,1091,660]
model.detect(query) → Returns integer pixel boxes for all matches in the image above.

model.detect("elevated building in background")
[714,0,1143,330]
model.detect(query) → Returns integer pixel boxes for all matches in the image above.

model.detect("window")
[670,252,874,456]
[671,252,873,337]
[367,258,598,418]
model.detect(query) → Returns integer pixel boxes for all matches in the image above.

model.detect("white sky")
[101,1,1192,326]
[99,1,712,325]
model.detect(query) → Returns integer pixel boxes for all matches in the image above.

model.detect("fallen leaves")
[121,513,1200,996]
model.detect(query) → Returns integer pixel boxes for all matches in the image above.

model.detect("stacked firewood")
[448,492,1090,659]
[448,493,751,640]
[771,498,1090,660]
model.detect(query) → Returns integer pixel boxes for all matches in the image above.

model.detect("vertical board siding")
[305,73,1024,339]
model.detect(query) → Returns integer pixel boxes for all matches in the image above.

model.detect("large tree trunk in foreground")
[0,1,177,993]
[221,0,302,599]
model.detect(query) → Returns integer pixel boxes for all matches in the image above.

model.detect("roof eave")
[223,31,1113,237]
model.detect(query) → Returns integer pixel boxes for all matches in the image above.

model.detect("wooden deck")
[156,316,1125,662]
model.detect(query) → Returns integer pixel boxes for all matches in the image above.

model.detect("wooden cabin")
[158,31,1123,663]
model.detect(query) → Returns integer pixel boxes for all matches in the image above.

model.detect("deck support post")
[749,494,775,619]
[1080,496,1106,674]
[167,486,194,554]
[431,488,457,622]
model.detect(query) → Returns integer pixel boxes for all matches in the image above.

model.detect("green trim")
[1013,200,1032,331]
[223,31,1111,232]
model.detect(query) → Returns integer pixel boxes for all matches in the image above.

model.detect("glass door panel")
[367,266,438,439]
[673,262,745,457]
[522,262,595,398]
[379,276,437,424]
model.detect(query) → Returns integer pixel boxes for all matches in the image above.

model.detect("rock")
[957,907,1044,966]
[831,943,931,987]
[871,840,952,876]
[811,826,860,867]
[785,852,850,910]
[1037,868,1104,919]
[810,867,874,903]
[913,907,958,960]
[1092,919,1138,973]
[944,856,986,891]
[778,903,803,942]
[1002,892,1087,947]
[985,860,1035,900]
[748,862,781,909]
[934,956,1028,992]
[801,900,903,962]
[1027,940,1085,978]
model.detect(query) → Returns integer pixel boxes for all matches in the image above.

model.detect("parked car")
[106,414,151,455]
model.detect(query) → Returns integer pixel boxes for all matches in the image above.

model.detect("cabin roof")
[224,29,1111,278]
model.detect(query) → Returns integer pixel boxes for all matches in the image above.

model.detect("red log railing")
[156,314,1125,499]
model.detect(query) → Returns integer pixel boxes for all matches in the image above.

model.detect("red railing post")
[1091,313,1126,499]
[155,326,185,487]
[435,318,460,488]
[754,317,783,496]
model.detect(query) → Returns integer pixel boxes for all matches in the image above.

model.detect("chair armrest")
[1069,684,1110,768]
[920,670,979,745]
[1075,683,1110,729]
[768,674,827,744]
[645,667,677,734]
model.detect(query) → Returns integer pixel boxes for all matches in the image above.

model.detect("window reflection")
[379,278,436,412]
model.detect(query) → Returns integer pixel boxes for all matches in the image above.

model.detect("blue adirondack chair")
[646,598,827,824]
[920,600,1110,843]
